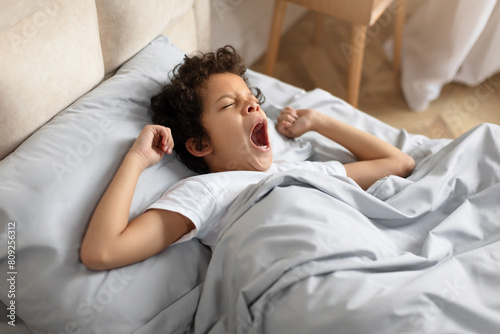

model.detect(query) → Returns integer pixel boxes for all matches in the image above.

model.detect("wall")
[210,0,307,66]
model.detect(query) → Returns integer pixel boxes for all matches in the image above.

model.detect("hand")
[128,125,174,169]
[276,107,317,138]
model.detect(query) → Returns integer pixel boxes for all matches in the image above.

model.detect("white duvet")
[194,123,500,334]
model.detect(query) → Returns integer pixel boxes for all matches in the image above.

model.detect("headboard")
[0,0,210,160]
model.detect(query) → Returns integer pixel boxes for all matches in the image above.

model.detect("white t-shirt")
[146,160,346,248]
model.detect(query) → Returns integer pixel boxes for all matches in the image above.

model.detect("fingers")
[143,124,174,155]
[276,107,297,138]
[278,107,297,121]
[276,107,316,138]
[277,107,297,127]
[157,125,174,155]
[276,124,293,138]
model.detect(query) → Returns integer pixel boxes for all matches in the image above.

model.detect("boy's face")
[199,73,273,172]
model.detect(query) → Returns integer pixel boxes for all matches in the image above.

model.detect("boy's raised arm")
[80,125,194,270]
[277,107,415,190]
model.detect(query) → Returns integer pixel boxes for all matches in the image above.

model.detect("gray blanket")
[193,123,500,334]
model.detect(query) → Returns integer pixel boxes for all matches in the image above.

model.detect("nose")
[246,100,259,114]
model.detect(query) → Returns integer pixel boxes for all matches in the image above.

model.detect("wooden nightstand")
[265,0,407,108]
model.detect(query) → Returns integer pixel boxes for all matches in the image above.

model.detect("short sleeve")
[146,178,217,244]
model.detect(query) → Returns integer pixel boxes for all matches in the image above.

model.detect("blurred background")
[210,0,500,139]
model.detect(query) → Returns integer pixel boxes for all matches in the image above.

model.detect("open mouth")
[250,121,271,152]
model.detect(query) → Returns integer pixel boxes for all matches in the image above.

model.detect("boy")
[81,46,415,271]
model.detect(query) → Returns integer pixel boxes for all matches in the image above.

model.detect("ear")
[185,138,212,157]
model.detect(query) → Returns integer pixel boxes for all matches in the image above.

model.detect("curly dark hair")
[149,45,265,174]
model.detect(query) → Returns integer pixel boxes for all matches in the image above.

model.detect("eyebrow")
[215,91,256,104]
[215,94,233,104]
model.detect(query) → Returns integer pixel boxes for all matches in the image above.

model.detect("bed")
[1,1,500,333]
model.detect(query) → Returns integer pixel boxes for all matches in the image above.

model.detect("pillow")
[0,35,314,333]
[287,88,451,166]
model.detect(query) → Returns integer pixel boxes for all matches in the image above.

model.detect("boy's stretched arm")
[277,107,415,190]
[80,125,194,270]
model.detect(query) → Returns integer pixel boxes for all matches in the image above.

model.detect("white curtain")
[387,0,500,111]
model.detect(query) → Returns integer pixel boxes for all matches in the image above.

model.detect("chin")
[253,154,273,171]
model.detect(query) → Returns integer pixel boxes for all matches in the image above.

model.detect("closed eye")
[221,103,234,110]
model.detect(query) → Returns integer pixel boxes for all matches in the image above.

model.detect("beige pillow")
[0,0,104,160]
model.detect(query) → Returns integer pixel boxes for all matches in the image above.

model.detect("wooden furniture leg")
[265,0,288,75]
[393,0,406,72]
[346,24,367,108]
[313,13,325,45]
[265,0,404,107]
